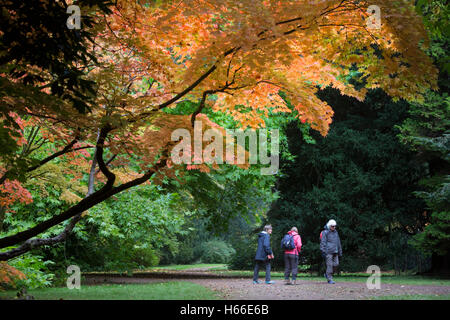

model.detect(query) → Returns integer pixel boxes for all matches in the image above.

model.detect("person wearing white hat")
[320,219,342,284]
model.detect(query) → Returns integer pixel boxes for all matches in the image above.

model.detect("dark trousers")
[253,259,271,282]
[284,253,299,280]
[325,253,339,280]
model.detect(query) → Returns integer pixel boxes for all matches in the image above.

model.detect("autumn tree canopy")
[0,0,438,260]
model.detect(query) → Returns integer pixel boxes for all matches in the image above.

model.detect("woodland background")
[0,0,448,290]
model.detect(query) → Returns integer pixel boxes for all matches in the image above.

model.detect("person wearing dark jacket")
[320,219,342,284]
[253,225,275,284]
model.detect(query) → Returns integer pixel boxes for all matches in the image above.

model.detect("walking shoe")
[284,279,290,285]
[291,280,296,285]
[265,280,275,284]
[327,280,336,284]
[253,280,261,284]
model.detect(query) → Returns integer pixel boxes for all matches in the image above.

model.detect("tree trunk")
[430,253,450,276]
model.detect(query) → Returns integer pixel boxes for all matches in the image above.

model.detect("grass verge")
[0,281,221,300]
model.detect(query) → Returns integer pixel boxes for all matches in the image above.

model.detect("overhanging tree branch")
[0,136,123,261]
[0,157,168,259]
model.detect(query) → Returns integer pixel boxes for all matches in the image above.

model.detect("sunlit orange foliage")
[96,0,437,136]
[0,262,26,290]
[0,179,32,207]
[0,0,438,210]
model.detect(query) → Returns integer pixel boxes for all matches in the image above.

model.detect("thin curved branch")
[94,154,117,176]
[156,63,219,111]
[190,89,216,127]
[95,126,116,189]
[0,157,168,257]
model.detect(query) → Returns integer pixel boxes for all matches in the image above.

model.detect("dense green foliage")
[266,88,431,272]
[196,240,236,264]
[8,254,54,289]
[53,185,188,271]
[396,12,450,272]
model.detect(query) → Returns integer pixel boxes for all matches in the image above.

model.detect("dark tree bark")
[430,253,450,276]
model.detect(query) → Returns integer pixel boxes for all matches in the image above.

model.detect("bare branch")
[94,154,117,176]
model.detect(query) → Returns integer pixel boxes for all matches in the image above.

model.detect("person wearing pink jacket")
[283,227,302,285]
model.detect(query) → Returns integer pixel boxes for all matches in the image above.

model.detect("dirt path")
[83,275,450,300]
[190,278,450,300]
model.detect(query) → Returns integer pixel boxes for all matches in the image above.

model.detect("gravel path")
[190,278,450,300]
[83,275,450,300]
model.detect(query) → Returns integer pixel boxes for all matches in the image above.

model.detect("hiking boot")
[284,279,290,285]
[265,280,275,284]
[291,280,296,285]
[253,280,261,284]
[327,280,336,284]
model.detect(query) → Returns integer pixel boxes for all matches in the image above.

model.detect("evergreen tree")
[267,88,429,273]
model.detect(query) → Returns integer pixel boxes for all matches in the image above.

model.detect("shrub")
[172,243,196,265]
[198,240,236,264]
[7,254,54,289]
[130,247,160,268]
[229,238,258,270]
[0,261,26,291]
